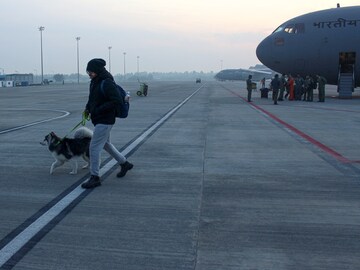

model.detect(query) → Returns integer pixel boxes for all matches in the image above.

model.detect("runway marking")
[0,109,70,135]
[0,85,204,268]
[279,104,360,114]
[228,90,354,164]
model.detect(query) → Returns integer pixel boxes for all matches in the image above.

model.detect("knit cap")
[86,58,106,74]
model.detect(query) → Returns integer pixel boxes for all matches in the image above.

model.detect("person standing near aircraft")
[317,75,327,102]
[303,76,310,101]
[287,75,295,100]
[284,76,290,99]
[260,77,266,89]
[246,75,253,102]
[278,74,286,101]
[270,74,281,105]
[81,58,133,189]
[309,75,317,101]
[295,75,304,101]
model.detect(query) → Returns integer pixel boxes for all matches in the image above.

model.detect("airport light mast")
[76,37,80,84]
[137,56,140,74]
[123,52,126,80]
[108,46,112,73]
[38,26,45,84]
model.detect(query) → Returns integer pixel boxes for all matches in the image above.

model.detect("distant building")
[0,73,34,87]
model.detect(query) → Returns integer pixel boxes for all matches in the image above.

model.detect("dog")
[41,127,93,175]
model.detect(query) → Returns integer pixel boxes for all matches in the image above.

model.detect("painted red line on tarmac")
[231,91,352,164]
[254,104,351,163]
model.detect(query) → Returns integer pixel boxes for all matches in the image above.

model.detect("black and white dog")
[41,127,93,175]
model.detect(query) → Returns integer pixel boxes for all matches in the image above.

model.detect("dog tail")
[74,127,93,139]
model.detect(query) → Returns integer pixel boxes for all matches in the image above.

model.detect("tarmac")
[0,81,360,270]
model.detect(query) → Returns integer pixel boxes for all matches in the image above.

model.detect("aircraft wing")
[215,68,273,81]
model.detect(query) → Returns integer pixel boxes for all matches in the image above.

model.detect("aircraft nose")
[256,37,272,66]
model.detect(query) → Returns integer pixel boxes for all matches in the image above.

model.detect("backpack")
[100,79,129,118]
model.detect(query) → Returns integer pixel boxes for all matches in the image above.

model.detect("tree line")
[43,71,217,84]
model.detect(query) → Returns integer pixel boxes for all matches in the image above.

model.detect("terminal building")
[0,73,34,87]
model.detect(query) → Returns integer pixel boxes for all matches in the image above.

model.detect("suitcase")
[260,88,269,98]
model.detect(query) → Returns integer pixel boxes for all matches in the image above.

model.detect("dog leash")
[64,111,90,138]
[54,112,90,146]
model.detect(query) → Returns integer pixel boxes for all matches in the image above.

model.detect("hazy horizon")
[1,1,359,75]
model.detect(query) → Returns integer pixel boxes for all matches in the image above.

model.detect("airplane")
[214,66,273,82]
[256,5,360,98]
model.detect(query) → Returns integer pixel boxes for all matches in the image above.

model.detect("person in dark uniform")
[295,74,304,100]
[317,75,327,102]
[309,75,317,101]
[246,75,253,102]
[303,76,310,101]
[270,74,281,105]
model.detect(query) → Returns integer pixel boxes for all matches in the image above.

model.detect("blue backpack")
[100,79,129,118]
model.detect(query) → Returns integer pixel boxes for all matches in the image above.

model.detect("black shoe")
[117,161,133,178]
[81,175,101,189]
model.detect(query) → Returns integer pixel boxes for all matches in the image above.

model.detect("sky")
[1,0,359,75]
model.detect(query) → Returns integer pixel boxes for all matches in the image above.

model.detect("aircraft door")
[339,52,356,73]
[338,52,356,95]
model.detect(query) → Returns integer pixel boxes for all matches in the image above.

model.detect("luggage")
[260,88,269,98]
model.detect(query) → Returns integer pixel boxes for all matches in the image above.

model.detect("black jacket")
[85,70,122,126]
[271,77,281,91]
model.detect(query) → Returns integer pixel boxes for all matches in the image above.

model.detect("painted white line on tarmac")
[0,85,204,267]
[0,109,70,135]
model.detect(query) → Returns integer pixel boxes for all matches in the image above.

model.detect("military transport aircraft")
[256,5,360,98]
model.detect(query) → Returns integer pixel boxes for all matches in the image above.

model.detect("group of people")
[248,74,327,104]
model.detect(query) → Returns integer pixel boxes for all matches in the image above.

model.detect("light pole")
[76,37,80,84]
[123,52,126,80]
[137,56,140,74]
[38,26,45,84]
[108,46,112,73]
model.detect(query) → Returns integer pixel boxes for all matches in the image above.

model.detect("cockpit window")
[285,23,305,33]
[273,23,305,34]
[284,25,295,33]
